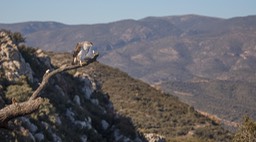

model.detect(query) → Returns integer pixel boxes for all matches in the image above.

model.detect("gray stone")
[35,133,45,142]
[101,120,109,130]
[73,95,81,105]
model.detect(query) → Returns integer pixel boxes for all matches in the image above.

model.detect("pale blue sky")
[1,0,255,25]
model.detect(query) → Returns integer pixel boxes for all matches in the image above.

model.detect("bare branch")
[29,53,99,100]
[0,98,44,128]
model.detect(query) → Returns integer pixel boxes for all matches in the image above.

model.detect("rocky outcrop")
[0,31,34,82]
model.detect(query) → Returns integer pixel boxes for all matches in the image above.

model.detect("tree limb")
[0,53,99,128]
[29,53,99,100]
[0,98,44,128]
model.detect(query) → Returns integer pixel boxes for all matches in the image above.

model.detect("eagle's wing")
[73,43,82,57]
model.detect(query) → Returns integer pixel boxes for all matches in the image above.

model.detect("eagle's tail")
[71,50,77,65]
[72,56,77,65]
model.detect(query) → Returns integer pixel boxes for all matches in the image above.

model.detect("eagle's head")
[84,41,93,47]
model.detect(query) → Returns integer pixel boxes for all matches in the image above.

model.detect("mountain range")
[1,14,256,125]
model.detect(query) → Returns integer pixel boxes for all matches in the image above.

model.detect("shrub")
[5,76,32,102]
[233,116,256,142]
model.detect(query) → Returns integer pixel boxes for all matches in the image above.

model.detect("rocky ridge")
[0,31,33,82]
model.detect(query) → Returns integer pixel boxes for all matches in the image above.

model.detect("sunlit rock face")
[0,31,34,82]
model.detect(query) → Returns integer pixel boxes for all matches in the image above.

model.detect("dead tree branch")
[29,53,99,100]
[0,98,44,128]
[0,53,99,128]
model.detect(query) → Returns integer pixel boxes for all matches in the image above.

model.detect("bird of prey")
[72,41,93,66]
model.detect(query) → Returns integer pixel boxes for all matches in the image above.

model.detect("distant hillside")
[1,14,256,126]
[2,15,256,81]
[161,80,256,123]
[49,52,232,142]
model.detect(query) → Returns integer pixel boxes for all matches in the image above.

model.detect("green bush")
[5,76,32,102]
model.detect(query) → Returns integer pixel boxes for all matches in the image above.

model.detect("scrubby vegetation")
[233,116,256,142]
[75,61,233,141]
[162,80,256,124]
[5,75,32,102]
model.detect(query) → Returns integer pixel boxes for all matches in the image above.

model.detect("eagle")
[72,41,93,66]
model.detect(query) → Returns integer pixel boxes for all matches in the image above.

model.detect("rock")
[55,85,65,96]
[20,117,38,133]
[75,120,90,130]
[123,138,132,142]
[27,131,36,142]
[55,116,62,125]
[41,121,49,130]
[35,133,45,142]
[20,126,35,142]
[0,31,34,82]
[101,120,109,130]
[80,135,88,142]
[35,49,52,68]
[91,99,99,105]
[65,108,75,122]
[74,72,96,100]
[52,133,62,142]
[73,95,81,105]
[74,117,92,130]
[144,133,166,142]
[114,129,123,141]
[87,117,92,124]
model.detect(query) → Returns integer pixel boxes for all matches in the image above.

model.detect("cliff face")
[0,31,144,142]
[0,31,33,82]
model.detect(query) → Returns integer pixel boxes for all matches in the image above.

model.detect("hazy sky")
[1,0,255,25]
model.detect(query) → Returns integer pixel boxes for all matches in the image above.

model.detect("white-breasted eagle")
[72,41,93,66]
